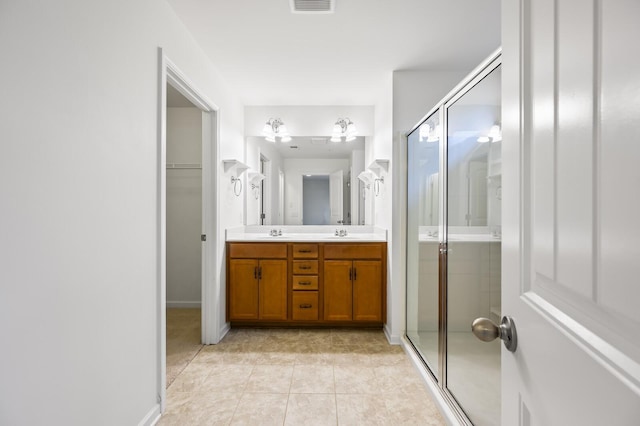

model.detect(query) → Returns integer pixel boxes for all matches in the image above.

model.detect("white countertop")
[226,226,387,242]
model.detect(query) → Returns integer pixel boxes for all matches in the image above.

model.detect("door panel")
[502,0,640,423]
[352,261,382,321]
[258,260,287,320]
[228,259,259,320]
[324,260,352,321]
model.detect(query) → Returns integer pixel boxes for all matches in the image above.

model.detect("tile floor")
[161,309,444,425]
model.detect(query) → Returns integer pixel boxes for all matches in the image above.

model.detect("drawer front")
[292,275,318,290]
[292,292,319,321]
[228,243,287,259]
[323,244,383,260]
[292,260,319,274]
[292,244,318,259]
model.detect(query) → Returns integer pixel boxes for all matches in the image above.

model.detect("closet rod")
[166,163,202,170]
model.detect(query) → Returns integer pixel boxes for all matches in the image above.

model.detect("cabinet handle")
[299,304,313,309]
[258,267,262,279]
[298,281,312,285]
[298,249,312,253]
[299,265,311,270]
[254,267,258,279]
[349,268,352,280]
[353,268,357,280]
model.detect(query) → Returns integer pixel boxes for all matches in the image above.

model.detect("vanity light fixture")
[330,118,357,142]
[262,118,292,142]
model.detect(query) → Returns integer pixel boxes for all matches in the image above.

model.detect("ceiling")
[166,0,501,106]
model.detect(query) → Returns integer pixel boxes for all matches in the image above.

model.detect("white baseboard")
[216,322,231,343]
[166,301,201,308]
[138,404,161,426]
[383,324,402,345]
[401,336,460,426]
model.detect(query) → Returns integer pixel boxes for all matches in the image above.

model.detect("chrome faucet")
[335,228,348,237]
[269,229,282,236]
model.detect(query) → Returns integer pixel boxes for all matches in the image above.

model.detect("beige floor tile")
[167,362,212,392]
[374,365,425,394]
[330,345,372,366]
[159,391,241,426]
[284,393,337,426]
[336,394,390,425]
[199,364,254,393]
[334,365,381,394]
[253,346,297,365]
[290,365,335,393]
[230,393,288,425]
[384,392,445,425]
[245,365,294,393]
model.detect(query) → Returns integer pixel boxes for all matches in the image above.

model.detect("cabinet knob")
[298,281,312,285]
[299,304,313,309]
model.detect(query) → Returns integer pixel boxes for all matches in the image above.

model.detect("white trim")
[218,321,231,343]
[401,336,460,426]
[166,301,202,309]
[138,404,161,426]
[157,47,221,415]
[383,324,402,345]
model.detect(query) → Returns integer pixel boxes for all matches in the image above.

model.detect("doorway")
[158,49,220,412]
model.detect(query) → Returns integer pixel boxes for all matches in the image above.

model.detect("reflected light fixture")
[477,123,502,143]
[330,118,357,142]
[262,118,291,142]
[419,123,440,142]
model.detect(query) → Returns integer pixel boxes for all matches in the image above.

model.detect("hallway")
[161,310,444,425]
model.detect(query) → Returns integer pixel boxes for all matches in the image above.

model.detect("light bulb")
[265,135,276,143]
[280,135,292,143]
[262,122,273,137]
[330,135,341,142]
[477,136,490,143]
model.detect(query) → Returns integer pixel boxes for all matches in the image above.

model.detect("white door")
[501,0,640,424]
[329,169,344,224]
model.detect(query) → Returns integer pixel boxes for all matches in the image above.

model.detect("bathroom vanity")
[225,226,387,327]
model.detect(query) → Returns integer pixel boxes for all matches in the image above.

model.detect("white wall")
[167,107,202,307]
[283,158,349,225]
[0,1,243,424]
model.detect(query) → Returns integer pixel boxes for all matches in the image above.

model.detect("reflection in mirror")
[406,108,441,377]
[245,136,368,226]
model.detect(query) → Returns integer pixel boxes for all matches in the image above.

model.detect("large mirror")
[245,136,370,226]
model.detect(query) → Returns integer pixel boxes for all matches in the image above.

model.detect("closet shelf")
[367,159,390,178]
[222,159,249,176]
[166,162,201,169]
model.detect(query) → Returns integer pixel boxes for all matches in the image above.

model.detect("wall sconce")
[262,118,292,142]
[330,118,357,142]
[477,124,502,143]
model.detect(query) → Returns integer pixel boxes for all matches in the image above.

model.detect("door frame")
[157,48,220,412]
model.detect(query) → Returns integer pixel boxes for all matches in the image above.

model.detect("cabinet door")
[229,259,259,320]
[258,259,287,320]
[353,260,382,321]
[323,260,353,321]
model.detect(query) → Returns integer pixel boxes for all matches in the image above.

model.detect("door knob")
[471,316,517,352]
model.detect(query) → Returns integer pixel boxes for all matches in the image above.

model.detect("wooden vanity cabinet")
[323,244,384,322]
[227,241,385,326]
[227,243,287,321]
[291,244,319,321]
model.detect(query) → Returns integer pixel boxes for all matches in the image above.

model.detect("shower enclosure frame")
[405,49,502,426]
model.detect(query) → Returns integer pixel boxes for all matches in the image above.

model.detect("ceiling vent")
[290,0,335,14]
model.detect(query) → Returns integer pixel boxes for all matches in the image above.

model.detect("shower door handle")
[471,316,517,352]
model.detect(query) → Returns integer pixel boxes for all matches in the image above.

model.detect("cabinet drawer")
[228,243,287,259]
[323,244,383,260]
[292,292,319,321]
[292,244,318,258]
[292,275,318,290]
[292,260,318,274]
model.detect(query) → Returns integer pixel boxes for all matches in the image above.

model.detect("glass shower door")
[406,109,442,377]
[445,65,502,426]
